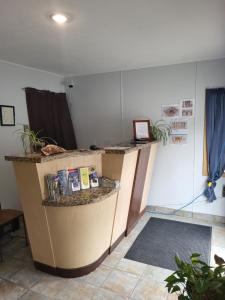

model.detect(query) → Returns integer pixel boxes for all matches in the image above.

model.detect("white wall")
[68,72,122,147]
[0,60,64,209]
[123,63,196,213]
[67,58,225,217]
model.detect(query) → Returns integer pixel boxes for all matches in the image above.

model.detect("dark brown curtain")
[25,88,77,149]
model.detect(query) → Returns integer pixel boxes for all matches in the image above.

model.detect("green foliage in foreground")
[165,253,225,300]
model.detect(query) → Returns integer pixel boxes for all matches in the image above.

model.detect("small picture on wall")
[170,119,188,134]
[181,109,193,118]
[161,104,180,118]
[0,105,15,126]
[170,134,187,145]
[181,99,194,109]
[180,99,195,118]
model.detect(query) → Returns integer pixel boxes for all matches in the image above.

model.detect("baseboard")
[139,207,146,218]
[34,248,110,278]
[109,231,125,253]
[34,229,131,278]
[147,205,225,224]
[125,208,147,236]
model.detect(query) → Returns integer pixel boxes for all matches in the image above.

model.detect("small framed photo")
[133,119,151,141]
[180,99,194,109]
[181,109,193,118]
[180,99,195,118]
[161,104,180,118]
[170,134,188,145]
[170,119,188,134]
[0,105,15,126]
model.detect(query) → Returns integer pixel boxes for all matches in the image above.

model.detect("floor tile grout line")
[18,289,31,300]
[85,264,114,288]
[0,277,28,298]
[128,272,144,299]
[97,264,114,288]
[100,265,142,298]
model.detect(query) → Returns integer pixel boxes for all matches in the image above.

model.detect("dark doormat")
[125,217,212,271]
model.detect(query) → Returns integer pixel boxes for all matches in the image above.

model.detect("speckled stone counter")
[5,149,104,163]
[43,187,118,207]
[5,142,159,162]
[104,140,158,154]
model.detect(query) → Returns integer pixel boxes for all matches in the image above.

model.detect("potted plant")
[15,125,57,153]
[165,253,225,300]
[150,120,171,145]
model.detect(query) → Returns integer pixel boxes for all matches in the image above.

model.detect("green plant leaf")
[15,125,56,153]
[178,295,189,300]
[165,253,225,299]
[191,253,201,258]
[171,285,181,293]
[165,274,178,282]
[150,120,171,145]
[175,255,183,268]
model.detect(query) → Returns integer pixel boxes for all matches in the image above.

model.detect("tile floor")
[0,212,225,300]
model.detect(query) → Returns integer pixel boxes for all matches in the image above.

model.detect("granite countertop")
[104,140,159,154]
[42,186,118,207]
[5,141,159,162]
[5,149,104,163]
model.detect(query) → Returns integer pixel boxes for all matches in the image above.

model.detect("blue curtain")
[204,88,225,202]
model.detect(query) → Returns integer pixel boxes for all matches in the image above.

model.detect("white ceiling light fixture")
[50,13,72,24]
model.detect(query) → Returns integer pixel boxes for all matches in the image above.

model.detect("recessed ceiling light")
[50,13,72,24]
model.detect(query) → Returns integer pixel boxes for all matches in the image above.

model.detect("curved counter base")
[34,248,109,278]
[44,192,118,272]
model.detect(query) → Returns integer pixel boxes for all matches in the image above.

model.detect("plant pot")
[187,282,220,300]
[31,142,45,154]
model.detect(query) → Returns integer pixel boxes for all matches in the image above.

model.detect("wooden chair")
[0,203,28,262]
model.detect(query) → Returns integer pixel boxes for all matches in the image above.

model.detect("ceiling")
[0,0,225,76]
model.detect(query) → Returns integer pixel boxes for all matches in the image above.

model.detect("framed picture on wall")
[133,119,151,141]
[161,104,180,118]
[0,105,15,126]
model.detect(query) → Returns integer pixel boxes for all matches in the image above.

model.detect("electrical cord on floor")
[149,192,204,216]
[157,197,205,207]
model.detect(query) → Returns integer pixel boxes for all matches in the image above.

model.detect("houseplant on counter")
[150,120,171,145]
[15,125,57,153]
[165,253,225,300]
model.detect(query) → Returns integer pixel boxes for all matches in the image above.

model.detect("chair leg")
[22,216,29,246]
[0,242,3,262]
[12,218,20,231]
[0,226,3,262]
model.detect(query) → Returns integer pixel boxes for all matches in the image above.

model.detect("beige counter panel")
[45,193,117,269]
[13,162,55,266]
[102,154,123,180]
[102,150,138,245]
[140,143,158,213]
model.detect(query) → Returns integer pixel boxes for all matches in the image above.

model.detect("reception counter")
[5,141,158,277]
